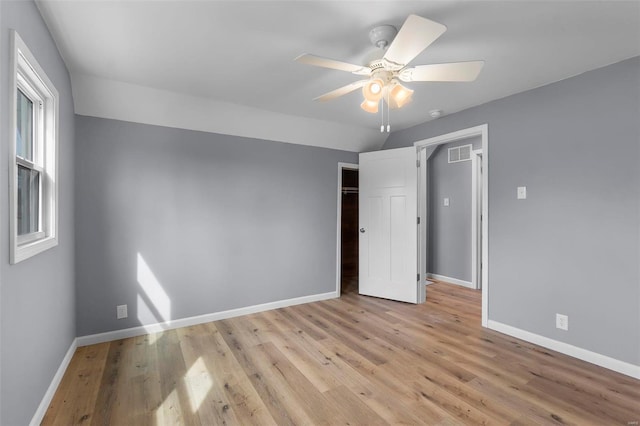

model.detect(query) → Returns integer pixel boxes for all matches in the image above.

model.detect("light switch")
[443,197,450,207]
[517,186,527,200]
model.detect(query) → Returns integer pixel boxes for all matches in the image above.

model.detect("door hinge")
[417,217,421,225]
[417,273,420,281]
[416,159,420,168]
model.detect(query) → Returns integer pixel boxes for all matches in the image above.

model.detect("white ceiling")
[36,1,640,152]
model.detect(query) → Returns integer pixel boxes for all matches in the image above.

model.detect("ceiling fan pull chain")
[380,99,384,132]
[386,90,391,132]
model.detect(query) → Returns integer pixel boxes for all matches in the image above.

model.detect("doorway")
[416,124,489,326]
[423,139,482,290]
[336,163,359,295]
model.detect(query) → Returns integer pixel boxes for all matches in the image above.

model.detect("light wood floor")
[43,282,640,425]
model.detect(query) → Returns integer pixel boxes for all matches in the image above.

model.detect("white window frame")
[9,30,59,264]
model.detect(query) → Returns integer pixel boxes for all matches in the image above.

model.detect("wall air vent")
[448,144,473,163]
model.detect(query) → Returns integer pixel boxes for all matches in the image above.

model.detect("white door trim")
[414,124,489,327]
[471,149,483,291]
[336,162,359,296]
[417,147,428,303]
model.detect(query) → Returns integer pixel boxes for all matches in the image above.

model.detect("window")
[10,30,59,264]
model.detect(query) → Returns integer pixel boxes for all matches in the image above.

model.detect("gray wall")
[428,138,480,282]
[385,57,640,366]
[0,1,76,424]
[75,116,358,336]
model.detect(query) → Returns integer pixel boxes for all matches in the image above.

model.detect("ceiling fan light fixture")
[388,82,414,109]
[360,99,379,114]
[296,15,484,129]
[362,78,384,102]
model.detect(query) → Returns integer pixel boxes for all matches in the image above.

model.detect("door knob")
[360,228,366,233]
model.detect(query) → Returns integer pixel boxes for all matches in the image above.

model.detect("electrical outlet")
[517,186,527,199]
[117,304,128,319]
[556,313,568,331]
[443,197,450,207]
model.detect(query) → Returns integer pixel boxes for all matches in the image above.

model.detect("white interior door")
[359,147,419,303]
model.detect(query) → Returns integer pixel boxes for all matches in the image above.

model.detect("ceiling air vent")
[448,144,472,163]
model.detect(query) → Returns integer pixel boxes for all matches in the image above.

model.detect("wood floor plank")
[90,338,136,426]
[185,322,276,425]
[323,385,388,425]
[466,376,571,425]
[127,334,163,426]
[526,375,639,424]
[276,307,329,341]
[216,319,314,425]
[251,341,352,424]
[43,282,640,425]
[154,330,201,426]
[177,325,242,425]
[262,311,430,424]
[321,336,452,424]
[294,302,390,365]
[41,344,109,425]
[251,313,342,393]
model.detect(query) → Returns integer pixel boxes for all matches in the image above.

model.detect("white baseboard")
[488,320,640,380]
[77,290,338,347]
[30,338,78,426]
[427,273,474,289]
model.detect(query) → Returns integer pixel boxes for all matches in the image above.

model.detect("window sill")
[11,235,58,264]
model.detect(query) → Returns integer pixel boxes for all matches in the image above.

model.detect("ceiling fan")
[295,14,484,119]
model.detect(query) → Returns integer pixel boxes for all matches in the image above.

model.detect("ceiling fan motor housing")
[370,69,394,85]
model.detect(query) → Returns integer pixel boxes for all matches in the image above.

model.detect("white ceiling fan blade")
[314,80,368,102]
[383,15,447,68]
[295,53,370,75]
[400,61,485,82]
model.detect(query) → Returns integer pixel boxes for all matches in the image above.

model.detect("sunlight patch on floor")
[155,388,181,425]
[184,356,214,413]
